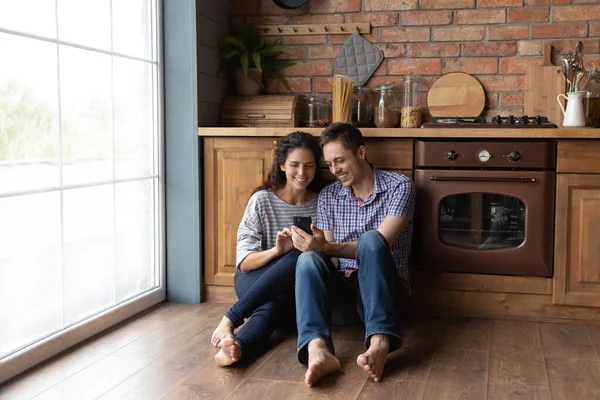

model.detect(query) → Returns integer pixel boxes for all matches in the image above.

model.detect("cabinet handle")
[246,113,266,119]
[273,140,279,147]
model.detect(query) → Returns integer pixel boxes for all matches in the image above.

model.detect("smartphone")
[293,216,313,235]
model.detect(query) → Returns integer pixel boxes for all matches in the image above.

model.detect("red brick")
[313,77,332,93]
[388,58,442,75]
[381,27,430,42]
[248,16,294,25]
[508,8,549,23]
[377,43,408,57]
[308,0,360,13]
[266,77,311,94]
[284,35,327,45]
[401,11,451,26]
[531,23,588,39]
[591,22,600,36]
[553,5,600,22]
[421,0,474,9]
[409,43,460,57]
[308,46,340,59]
[549,39,600,55]
[487,25,528,40]
[372,60,387,75]
[443,58,498,74]
[478,75,526,91]
[347,13,399,27]
[230,0,258,14]
[478,0,522,6]
[574,0,600,3]
[259,0,304,14]
[455,10,506,25]
[330,32,377,44]
[364,0,418,11]
[500,57,544,74]
[486,93,499,108]
[462,42,516,57]
[280,47,306,59]
[432,27,485,42]
[526,0,569,4]
[586,56,600,69]
[517,40,543,55]
[284,60,332,76]
[295,15,344,24]
[501,93,524,107]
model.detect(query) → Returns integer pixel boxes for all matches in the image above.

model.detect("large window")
[0,0,164,381]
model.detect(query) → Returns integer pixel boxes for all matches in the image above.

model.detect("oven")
[413,140,556,277]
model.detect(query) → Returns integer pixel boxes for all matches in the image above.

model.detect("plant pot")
[234,68,262,96]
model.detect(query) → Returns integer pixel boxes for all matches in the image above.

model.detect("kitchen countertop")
[198,127,600,139]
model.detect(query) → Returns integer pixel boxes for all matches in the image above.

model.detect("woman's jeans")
[224,249,300,361]
[295,231,407,364]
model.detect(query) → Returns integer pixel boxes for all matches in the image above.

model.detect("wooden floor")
[2,302,600,400]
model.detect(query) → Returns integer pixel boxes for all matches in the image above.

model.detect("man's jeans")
[224,249,300,361]
[295,230,406,364]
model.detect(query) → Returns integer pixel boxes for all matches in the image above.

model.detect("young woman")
[210,131,326,366]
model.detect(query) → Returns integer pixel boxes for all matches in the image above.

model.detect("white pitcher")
[557,91,586,127]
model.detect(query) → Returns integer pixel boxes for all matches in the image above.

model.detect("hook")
[277,26,282,33]
[340,25,344,32]
[355,26,360,33]
[324,26,329,32]
[292,26,297,33]
[308,27,313,33]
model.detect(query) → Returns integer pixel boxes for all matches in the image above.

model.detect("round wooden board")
[427,73,485,117]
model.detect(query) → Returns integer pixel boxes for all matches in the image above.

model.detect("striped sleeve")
[236,194,263,269]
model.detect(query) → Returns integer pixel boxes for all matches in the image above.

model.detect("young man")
[290,123,415,387]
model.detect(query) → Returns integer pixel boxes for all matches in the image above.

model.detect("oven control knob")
[509,151,521,162]
[446,150,458,161]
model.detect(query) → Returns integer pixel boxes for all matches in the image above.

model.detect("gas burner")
[491,115,550,125]
[430,116,487,124]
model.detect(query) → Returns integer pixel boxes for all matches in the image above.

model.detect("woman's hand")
[291,224,328,252]
[275,229,293,255]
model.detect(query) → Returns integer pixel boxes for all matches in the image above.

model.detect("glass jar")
[585,75,600,127]
[401,74,423,128]
[305,93,330,128]
[374,82,399,128]
[352,86,374,127]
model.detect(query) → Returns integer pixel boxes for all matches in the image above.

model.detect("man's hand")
[274,229,294,255]
[291,224,328,252]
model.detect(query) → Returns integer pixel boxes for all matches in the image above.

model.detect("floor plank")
[487,383,552,400]
[545,358,600,400]
[539,322,598,360]
[439,317,491,351]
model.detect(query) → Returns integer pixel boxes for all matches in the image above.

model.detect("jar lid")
[353,85,373,93]
[306,92,328,103]
[375,81,396,91]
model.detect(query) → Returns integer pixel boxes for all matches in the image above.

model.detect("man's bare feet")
[356,334,390,382]
[305,338,341,387]
[214,338,242,367]
[211,316,234,347]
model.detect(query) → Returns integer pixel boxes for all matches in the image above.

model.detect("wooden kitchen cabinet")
[553,173,600,307]
[203,137,276,289]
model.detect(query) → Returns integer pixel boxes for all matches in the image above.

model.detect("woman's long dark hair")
[253,131,326,194]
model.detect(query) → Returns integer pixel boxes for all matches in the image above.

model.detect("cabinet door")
[204,138,275,286]
[553,174,600,307]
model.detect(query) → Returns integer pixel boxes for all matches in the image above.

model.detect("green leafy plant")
[218,23,296,91]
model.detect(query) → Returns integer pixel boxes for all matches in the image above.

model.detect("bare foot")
[214,338,242,367]
[305,339,341,387]
[356,334,390,382]
[211,316,234,347]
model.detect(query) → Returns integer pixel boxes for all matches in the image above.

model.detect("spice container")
[401,74,423,128]
[352,86,374,127]
[305,93,330,128]
[374,82,399,128]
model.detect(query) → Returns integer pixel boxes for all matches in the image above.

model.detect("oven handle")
[430,176,537,183]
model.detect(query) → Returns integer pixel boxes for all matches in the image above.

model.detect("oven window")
[439,193,525,250]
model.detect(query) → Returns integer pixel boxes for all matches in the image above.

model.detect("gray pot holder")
[334,32,384,86]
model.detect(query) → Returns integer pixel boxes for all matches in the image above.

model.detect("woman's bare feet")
[305,338,341,387]
[214,338,242,367]
[211,316,234,347]
[356,334,390,382]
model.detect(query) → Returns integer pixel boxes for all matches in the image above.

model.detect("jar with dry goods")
[585,75,600,127]
[352,86,374,127]
[305,93,330,128]
[401,74,423,128]
[374,82,399,128]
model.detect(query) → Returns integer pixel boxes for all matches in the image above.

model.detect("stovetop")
[421,115,558,128]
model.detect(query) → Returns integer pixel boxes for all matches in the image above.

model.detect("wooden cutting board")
[427,73,486,117]
[524,43,566,126]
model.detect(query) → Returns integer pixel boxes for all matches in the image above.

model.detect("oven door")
[413,169,555,277]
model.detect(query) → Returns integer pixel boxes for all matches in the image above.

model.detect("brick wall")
[230,0,600,119]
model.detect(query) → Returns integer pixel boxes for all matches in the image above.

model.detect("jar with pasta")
[401,74,423,128]
[374,82,399,128]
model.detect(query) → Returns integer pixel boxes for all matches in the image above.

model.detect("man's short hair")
[320,122,365,154]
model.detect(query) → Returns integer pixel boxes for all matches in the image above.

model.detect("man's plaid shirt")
[316,168,416,288]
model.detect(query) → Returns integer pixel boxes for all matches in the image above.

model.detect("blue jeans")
[224,249,300,361]
[295,231,406,364]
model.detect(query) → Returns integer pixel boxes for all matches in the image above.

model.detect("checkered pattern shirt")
[316,168,416,288]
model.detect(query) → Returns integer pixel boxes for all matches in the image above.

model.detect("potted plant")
[218,23,295,95]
